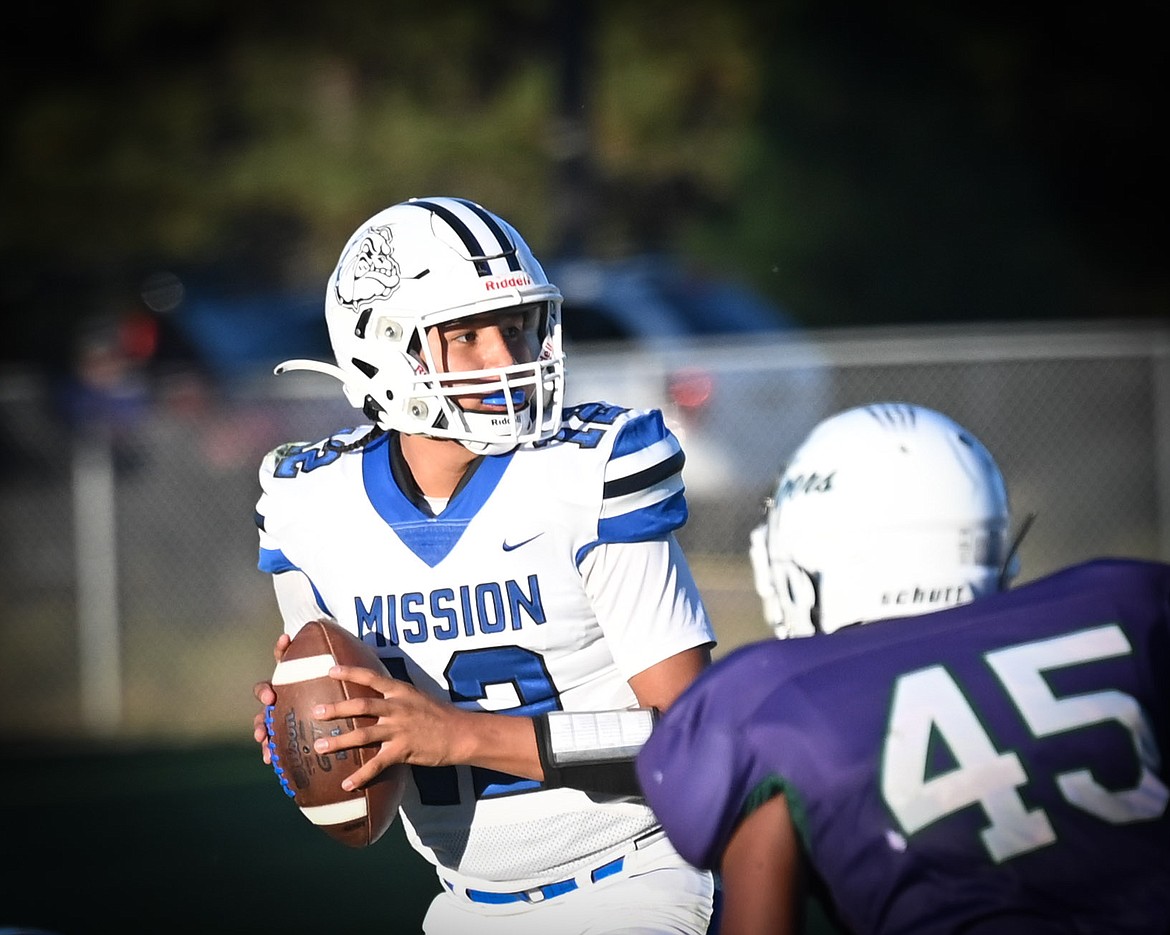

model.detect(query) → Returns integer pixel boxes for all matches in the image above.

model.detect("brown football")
[265,619,407,847]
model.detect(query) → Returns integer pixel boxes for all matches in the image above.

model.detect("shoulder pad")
[600,408,688,543]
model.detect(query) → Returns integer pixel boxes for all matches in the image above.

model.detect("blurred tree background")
[1,0,1164,374]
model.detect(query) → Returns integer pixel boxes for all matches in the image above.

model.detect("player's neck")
[398,432,479,499]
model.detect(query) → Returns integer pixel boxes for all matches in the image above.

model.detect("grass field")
[1,741,440,934]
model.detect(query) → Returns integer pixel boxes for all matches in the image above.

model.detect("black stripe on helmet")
[409,198,521,275]
[451,198,523,272]
[866,403,917,429]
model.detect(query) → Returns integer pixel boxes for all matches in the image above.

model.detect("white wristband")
[542,708,658,766]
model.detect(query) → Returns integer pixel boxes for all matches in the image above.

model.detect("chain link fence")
[2,319,1166,742]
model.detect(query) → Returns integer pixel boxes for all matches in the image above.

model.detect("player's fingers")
[310,715,387,755]
[253,707,276,761]
[256,733,273,764]
[253,679,276,705]
[329,663,395,692]
[310,696,387,725]
[338,750,401,792]
[271,632,291,662]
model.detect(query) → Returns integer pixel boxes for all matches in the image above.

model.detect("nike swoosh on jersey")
[502,533,545,551]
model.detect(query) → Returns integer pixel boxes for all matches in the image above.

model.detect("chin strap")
[999,511,1036,590]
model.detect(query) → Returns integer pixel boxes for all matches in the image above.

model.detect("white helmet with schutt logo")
[749,402,1020,638]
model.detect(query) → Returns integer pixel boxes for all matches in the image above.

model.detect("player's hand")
[310,664,473,791]
[251,632,293,764]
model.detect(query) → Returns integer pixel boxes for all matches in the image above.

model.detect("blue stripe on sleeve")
[258,547,298,574]
[576,489,689,564]
[256,550,332,616]
[598,489,688,543]
[610,408,671,459]
[309,580,332,618]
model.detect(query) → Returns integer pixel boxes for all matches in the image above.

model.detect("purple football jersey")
[638,559,1170,934]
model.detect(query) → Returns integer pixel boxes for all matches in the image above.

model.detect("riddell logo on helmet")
[484,274,533,291]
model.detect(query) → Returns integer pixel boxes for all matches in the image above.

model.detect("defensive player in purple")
[637,403,1170,934]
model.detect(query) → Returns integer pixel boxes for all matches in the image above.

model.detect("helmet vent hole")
[354,308,372,338]
[352,358,379,379]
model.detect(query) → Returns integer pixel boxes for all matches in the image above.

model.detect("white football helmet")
[277,196,565,455]
[749,403,1020,638]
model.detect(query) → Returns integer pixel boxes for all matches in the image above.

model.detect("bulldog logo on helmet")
[334,224,402,314]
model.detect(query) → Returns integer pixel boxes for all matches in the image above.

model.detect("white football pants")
[422,832,714,935]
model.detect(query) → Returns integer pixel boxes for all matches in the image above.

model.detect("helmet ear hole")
[805,570,822,632]
[778,562,820,637]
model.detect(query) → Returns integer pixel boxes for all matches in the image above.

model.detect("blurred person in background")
[250,196,716,935]
[638,402,1170,934]
[51,281,211,473]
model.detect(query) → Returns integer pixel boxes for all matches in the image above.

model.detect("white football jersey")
[255,401,715,890]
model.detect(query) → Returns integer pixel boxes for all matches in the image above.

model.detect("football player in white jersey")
[250,197,717,935]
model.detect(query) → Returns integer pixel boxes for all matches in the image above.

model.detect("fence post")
[73,428,122,734]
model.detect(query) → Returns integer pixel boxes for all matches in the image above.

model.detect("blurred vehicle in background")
[172,288,328,384]
[548,255,830,545]
[548,254,789,345]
